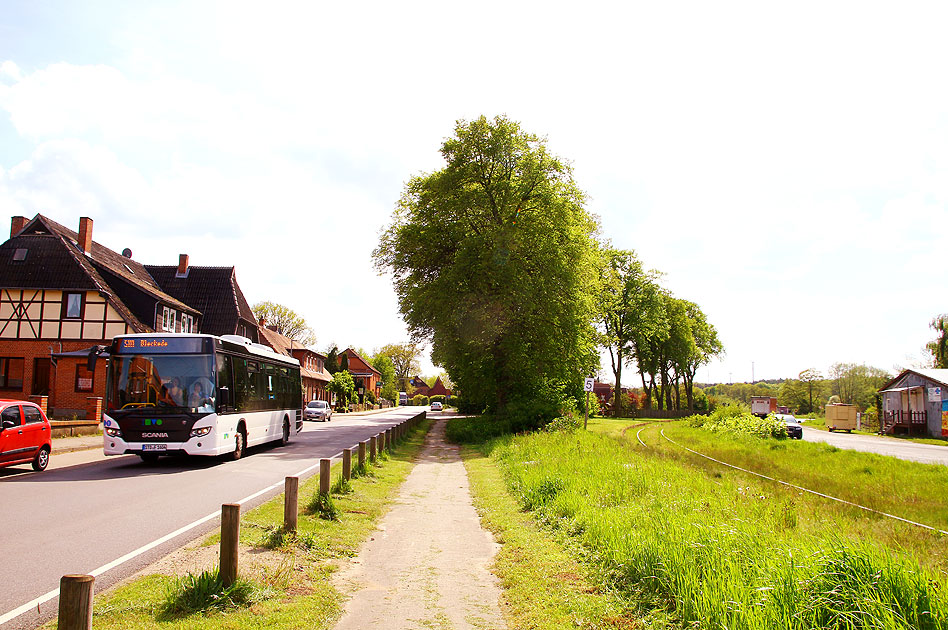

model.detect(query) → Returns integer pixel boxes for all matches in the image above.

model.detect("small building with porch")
[878,369,948,437]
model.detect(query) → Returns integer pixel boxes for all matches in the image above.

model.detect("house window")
[0,358,25,390]
[159,307,178,332]
[181,314,195,333]
[75,365,94,392]
[13,248,27,261]
[63,292,83,319]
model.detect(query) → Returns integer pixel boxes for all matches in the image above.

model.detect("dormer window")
[160,306,178,332]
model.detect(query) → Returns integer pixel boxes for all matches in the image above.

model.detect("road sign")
[584,378,595,392]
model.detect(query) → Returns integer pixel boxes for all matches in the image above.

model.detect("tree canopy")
[374,115,600,427]
[928,314,948,368]
[252,301,316,346]
[371,353,398,402]
[377,342,422,389]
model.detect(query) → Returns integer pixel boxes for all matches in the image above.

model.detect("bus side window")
[217,354,233,411]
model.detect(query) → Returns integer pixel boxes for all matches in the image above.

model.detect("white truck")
[750,396,777,418]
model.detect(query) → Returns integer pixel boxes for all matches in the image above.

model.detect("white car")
[304,400,332,421]
[430,401,443,411]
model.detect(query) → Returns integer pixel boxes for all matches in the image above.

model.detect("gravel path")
[331,417,506,630]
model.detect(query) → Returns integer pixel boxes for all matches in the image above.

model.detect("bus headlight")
[190,426,212,438]
[105,427,122,438]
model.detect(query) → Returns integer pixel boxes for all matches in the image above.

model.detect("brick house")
[427,376,452,398]
[258,325,331,402]
[341,348,382,403]
[0,215,201,417]
[407,375,429,397]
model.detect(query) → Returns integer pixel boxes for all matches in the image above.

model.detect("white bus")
[103,333,302,463]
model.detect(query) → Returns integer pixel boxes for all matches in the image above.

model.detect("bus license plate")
[142,444,167,451]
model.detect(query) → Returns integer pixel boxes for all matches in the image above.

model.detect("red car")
[0,400,52,471]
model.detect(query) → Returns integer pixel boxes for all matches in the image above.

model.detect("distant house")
[342,348,382,403]
[427,376,452,398]
[407,375,429,397]
[146,257,259,342]
[878,369,948,437]
[258,325,331,402]
[0,215,200,417]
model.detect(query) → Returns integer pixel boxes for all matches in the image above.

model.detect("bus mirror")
[220,387,231,407]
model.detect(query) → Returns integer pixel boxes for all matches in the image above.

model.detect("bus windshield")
[108,354,216,412]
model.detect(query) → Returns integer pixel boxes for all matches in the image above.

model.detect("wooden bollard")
[343,448,352,481]
[284,476,299,533]
[386,428,393,451]
[379,431,385,453]
[58,574,94,630]
[369,435,377,461]
[220,503,240,588]
[359,440,367,468]
[320,458,331,494]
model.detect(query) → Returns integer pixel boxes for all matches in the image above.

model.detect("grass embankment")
[456,415,948,630]
[58,418,431,630]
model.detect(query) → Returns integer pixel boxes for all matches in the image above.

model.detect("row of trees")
[374,115,722,428]
[597,250,722,415]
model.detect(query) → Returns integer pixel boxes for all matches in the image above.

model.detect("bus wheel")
[140,453,160,464]
[231,429,246,460]
[281,418,290,446]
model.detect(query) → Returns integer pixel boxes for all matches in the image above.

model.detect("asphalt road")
[802,426,948,466]
[0,406,424,630]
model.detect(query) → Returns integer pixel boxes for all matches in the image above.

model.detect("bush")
[429,394,446,404]
[688,406,788,439]
[411,394,429,406]
[544,415,582,433]
[365,390,377,404]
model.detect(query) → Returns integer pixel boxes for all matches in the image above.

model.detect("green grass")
[461,417,948,629]
[60,418,431,630]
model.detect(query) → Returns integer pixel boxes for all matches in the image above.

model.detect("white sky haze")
[2,1,947,383]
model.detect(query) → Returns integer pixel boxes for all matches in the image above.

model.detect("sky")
[1,1,946,385]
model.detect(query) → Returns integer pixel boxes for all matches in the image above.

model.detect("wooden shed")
[877,369,948,437]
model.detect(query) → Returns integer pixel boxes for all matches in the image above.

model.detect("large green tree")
[374,115,600,426]
[377,342,423,390]
[596,248,665,415]
[371,353,398,402]
[252,301,316,346]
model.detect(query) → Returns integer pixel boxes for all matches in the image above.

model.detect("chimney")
[176,253,189,278]
[258,317,266,327]
[10,216,27,238]
[78,217,93,254]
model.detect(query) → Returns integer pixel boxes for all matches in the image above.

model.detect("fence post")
[220,503,240,588]
[378,431,385,453]
[58,574,94,630]
[320,458,331,494]
[369,435,377,461]
[386,428,393,451]
[358,440,367,468]
[342,448,352,481]
[284,476,299,533]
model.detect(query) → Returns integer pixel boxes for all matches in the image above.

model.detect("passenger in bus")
[189,381,206,408]
[168,377,185,405]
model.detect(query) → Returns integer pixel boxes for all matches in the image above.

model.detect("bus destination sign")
[115,337,206,354]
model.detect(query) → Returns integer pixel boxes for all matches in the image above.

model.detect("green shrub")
[688,407,787,439]
[429,394,446,404]
[544,415,582,433]
[411,394,429,406]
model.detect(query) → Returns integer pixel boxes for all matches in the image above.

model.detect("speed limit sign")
[583,378,595,392]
